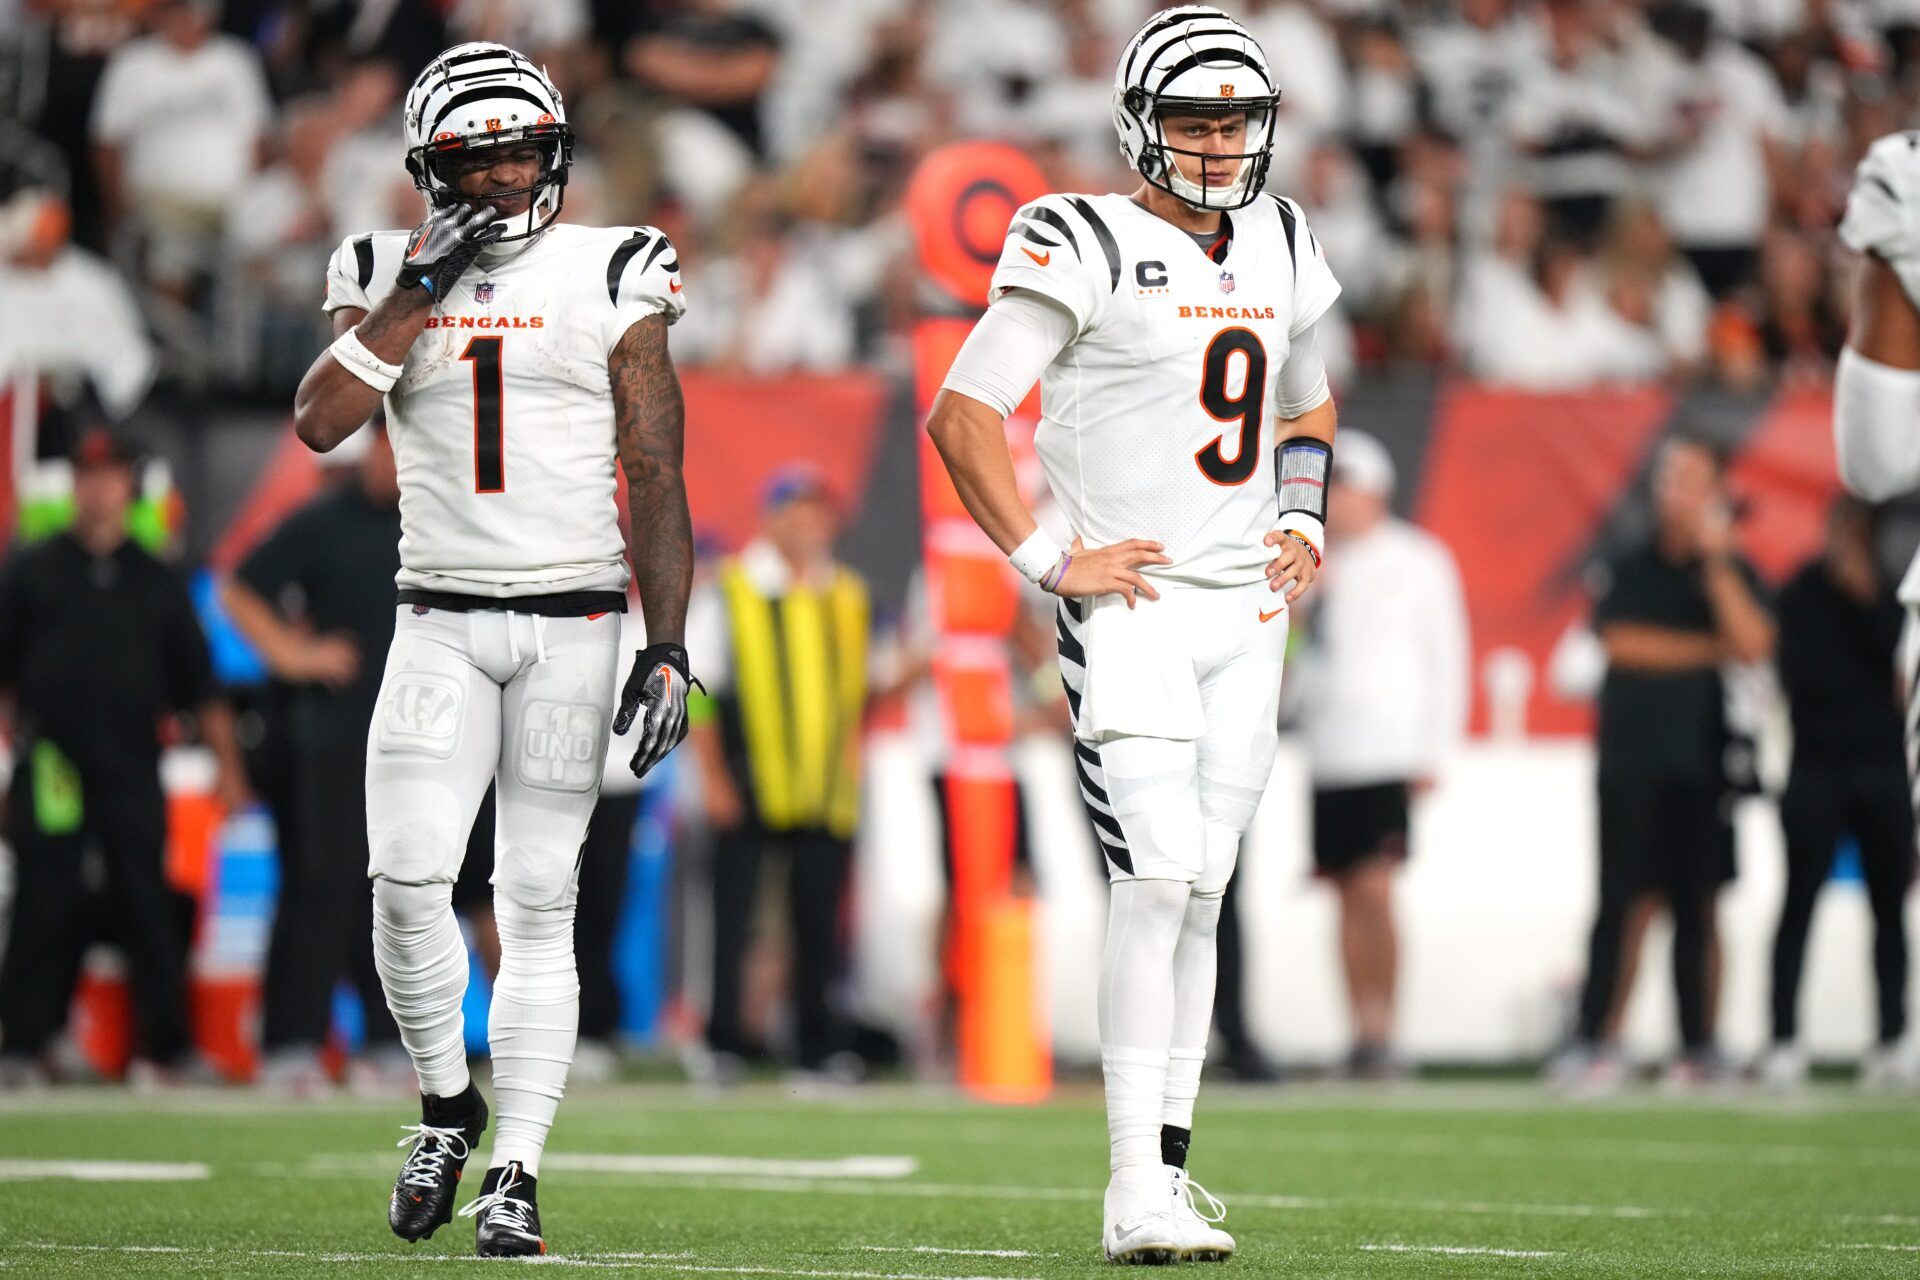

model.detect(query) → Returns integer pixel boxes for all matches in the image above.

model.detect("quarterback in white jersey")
[928,6,1338,1264]
[1831,130,1920,1090]
[291,43,699,1256]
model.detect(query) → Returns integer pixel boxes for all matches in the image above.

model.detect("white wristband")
[330,326,404,394]
[1008,526,1065,585]
[1277,512,1325,564]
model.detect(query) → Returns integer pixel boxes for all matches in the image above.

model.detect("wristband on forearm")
[1275,436,1331,564]
[329,326,404,394]
[1009,525,1071,593]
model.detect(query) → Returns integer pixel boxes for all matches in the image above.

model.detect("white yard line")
[859,1247,1049,1258]
[1842,1214,1920,1227]
[274,1157,1681,1222]
[546,1156,917,1179]
[0,1160,208,1182]
[292,1153,916,1180]
[19,1244,1039,1279]
[1836,1243,1920,1252]
[1362,1244,1563,1259]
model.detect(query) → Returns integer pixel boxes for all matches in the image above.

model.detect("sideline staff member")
[686,467,870,1077]
[0,428,248,1083]
[1569,436,1773,1086]
[222,424,404,1088]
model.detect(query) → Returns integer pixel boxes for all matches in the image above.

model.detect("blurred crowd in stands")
[5,0,1918,412]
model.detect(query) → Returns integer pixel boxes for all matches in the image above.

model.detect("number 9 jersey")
[990,192,1339,587]
[323,223,686,598]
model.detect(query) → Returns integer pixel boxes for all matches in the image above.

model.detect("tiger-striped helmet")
[402,42,573,243]
[1113,7,1280,211]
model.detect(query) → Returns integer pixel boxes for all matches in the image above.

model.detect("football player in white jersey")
[1831,130,1920,1090]
[290,43,698,1255]
[927,7,1339,1264]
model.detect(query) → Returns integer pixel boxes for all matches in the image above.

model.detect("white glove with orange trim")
[613,642,703,779]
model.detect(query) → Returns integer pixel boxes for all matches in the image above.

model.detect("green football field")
[2,1081,1918,1277]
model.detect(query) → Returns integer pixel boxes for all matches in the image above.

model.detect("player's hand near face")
[1264,528,1319,602]
[1053,536,1171,609]
[396,202,504,299]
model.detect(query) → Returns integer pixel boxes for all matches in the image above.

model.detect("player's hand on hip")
[613,642,704,780]
[1264,529,1319,603]
[1052,535,1170,609]
[394,202,504,299]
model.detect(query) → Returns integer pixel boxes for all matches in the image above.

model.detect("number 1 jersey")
[323,223,685,598]
[990,192,1340,587]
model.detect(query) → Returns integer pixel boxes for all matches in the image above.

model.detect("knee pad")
[367,819,464,886]
[494,843,581,912]
[371,877,455,946]
[1098,736,1204,883]
[1181,889,1225,943]
[1196,824,1242,896]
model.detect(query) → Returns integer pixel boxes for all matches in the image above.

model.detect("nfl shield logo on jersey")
[474,282,494,304]
[1218,270,1235,294]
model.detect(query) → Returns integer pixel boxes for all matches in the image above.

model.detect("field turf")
[1,1080,1917,1277]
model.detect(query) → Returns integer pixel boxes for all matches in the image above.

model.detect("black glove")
[395,203,503,299]
[612,642,703,780]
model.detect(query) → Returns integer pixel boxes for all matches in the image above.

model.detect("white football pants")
[1059,579,1286,1189]
[366,604,620,1175]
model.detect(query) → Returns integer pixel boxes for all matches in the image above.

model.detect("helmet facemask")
[1119,89,1278,212]
[406,122,573,243]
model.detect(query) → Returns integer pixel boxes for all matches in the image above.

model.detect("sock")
[372,878,471,1097]
[486,897,580,1177]
[1162,890,1224,1140]
[481,1161,538,1203]
[422,1081,484,1127]
[1161,1124,1192,1170]
[1099,878,1192,1183]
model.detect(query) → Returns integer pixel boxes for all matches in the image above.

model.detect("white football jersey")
[324,222,685,598]
[989,191,1340,587]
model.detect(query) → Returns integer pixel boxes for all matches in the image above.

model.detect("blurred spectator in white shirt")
[1599,201,1713,378]
[0,173,155,426]
[1413,0,1541,231]
[1298,430,1469,1078]
[1507,0,1650,247]
[1457,190,1667,388]
[1640,2,1789,298]
[89,0,271,306]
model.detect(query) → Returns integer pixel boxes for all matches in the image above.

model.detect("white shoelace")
[1175,1171,1228,1225]
[394,1123,471,1191]
[458,1166,536,1233]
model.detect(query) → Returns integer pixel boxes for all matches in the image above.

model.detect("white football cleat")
[1860,1042,1920,1093]
[1757,1043,1807,1094]
[1169,1165,1235,1262]
[1103,1172,1181,1265]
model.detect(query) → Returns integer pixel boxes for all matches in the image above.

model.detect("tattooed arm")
[612,313,692,644]
[293,290,432,452]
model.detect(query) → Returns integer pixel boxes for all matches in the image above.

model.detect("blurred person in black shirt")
[0,428,249,1086]
[221,422,407,1094]
[1762,497,1916,1090]
[1558,436,1775,1089]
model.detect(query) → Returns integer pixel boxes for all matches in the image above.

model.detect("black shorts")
[1312,782,1410,876]
[1596,775,1730,897]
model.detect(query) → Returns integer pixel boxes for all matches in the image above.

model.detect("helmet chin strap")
[1163,155,1252,211]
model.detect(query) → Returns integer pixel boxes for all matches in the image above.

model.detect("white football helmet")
[402,42,573,243]
[1112,6,1280,211]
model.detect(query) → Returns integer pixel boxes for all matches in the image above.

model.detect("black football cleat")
[462,1160,546,1257]
[388,1087,488,1242]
